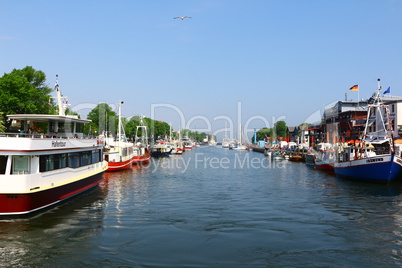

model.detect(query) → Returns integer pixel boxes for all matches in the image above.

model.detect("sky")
[1,0,402,140]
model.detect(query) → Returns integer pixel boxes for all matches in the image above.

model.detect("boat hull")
[151,151,171,157]
[334,154,401,183]
[289,155,303,162]
[0,171,104,215]
[106,158,133,171]
[315,160,335,171]
[132,154,151,164]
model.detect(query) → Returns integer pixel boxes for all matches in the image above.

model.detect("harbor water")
[2,146,402,267]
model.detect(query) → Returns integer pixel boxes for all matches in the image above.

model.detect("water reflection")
[3,148,402,266]
[0,184,107,267]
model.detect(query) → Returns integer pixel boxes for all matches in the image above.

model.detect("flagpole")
[358,87,360,108]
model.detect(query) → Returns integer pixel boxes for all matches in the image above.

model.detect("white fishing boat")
[133,116,151,164]
[104,102,136,171]
[0,75,107,215]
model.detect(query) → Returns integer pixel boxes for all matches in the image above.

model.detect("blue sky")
[1,0,402,140]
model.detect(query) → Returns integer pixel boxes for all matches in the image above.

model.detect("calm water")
[2,146,402,267]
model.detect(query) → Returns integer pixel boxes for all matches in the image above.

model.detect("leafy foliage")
[181,129,207,142]
[0,66,55,129]
[252,121,288,142]
[253,127,272,141]
[86,103,117,135]
[274,120,287,137]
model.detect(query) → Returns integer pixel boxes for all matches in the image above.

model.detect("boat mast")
[118,101,123,142]
[54,75,65,116]
[170,122,172,141]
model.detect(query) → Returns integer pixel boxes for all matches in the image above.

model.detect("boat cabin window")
[0,156,7,174]
[76,123,84,133]
[12,156,30,174]
[68,153,80,168]
[122,148,128,157]
[57,123,73,133]
[49,122,56,133]
[92,150,100,163]
[80,151,92,166]
[40,153,69,172]
[38,150,102,172]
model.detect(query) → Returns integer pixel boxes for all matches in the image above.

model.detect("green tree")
[86,103,117,135]
[253,127,272,141]
[0,114,6,132]
[274,120,287,137]
[0,66,55,129]
[150,120,170,140]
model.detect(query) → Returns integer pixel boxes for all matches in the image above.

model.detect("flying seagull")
[174,16,191,20]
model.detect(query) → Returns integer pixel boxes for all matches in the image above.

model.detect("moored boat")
[104,102,136,171]
[271,150,283,161]
[288,154,303,162]
[151,141,173,157]
[0,76,107,215]
[305,152,316,166]
[314,143,335,171]
[334,79,402,183]
[132,116,151,164]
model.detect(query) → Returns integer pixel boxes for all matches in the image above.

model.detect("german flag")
[349,85,359,91]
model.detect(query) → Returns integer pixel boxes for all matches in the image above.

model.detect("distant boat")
[222,139,230,148]
[0,76,107,215]
[232,125,248,150]
[151,141,172,157]
[314,143,335,171]
[271,151,283,161]
[132,116,151,164]
[305,152,316,166]
[288,154,303,162]
[334,79,402,183]
[182,136,194,151]
[221,123,230,148]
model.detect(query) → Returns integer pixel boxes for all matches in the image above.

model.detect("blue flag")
[384,86,391,94]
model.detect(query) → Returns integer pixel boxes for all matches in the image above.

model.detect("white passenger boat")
[0,76,107,215]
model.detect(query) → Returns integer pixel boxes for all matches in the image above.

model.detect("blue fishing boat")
[334,79,402,183]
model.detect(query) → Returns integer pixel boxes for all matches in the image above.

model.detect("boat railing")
[0,132,100,140]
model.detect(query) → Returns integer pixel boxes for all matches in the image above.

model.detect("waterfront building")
[323,100,368,143]
[381,97,402,138]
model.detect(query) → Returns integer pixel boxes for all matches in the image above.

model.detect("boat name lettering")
[52,141,67,147]
[366,158,383,163]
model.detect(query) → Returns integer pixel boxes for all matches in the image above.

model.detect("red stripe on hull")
[0,172,104,215]
[132,154,151,164]
[106,158,133,171]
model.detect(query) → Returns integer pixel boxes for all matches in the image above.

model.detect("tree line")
[0,66,208,141]
[251,121,288,141]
